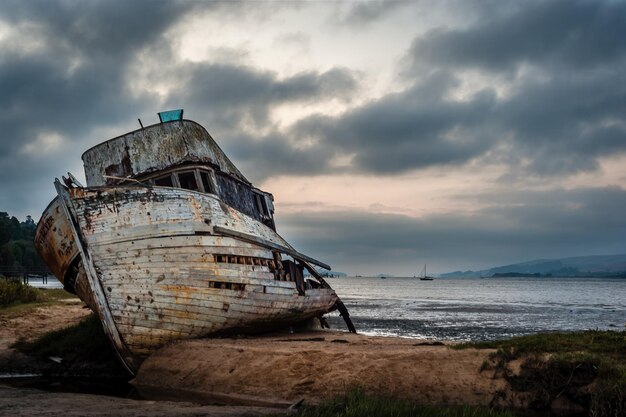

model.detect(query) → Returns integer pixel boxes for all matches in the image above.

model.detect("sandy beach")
[134,332,507,407]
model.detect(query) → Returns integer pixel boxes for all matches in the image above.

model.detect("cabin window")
[154,175,173,187]
[178,171,199,191]
[254,194,263,215]
[254,193,270,217]
[260,196,269,216]
[200,171,214,194]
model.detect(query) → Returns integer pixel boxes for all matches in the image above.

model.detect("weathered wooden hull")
[35,185,338,373]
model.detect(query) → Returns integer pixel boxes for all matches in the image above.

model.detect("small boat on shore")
[34,110,355,374]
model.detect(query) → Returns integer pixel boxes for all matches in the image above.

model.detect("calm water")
[325,277,626,341]
[26,276,626,341]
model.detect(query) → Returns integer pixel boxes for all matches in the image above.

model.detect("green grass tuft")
[287,388,514,417]
[454,331,625,417]
[0,280,78,318]
[0,278,44,307]
[453,330,625,360]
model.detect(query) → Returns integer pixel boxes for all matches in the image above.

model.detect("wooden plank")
[106,295,333,315]
[213,226,331,270]
[99,261,275,278]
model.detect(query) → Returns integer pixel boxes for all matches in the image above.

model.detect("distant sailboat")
[419,264,434,281]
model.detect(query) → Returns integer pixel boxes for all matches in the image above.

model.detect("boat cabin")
[81,110,276,230]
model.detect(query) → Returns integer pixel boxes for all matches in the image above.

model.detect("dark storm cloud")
[0,0,358,216]
[214,71,501,180]
[291,72,498,174]
[166,63,357,131]
[494,70,626,175]
[407,0,626,73]
[225,0,625,180]
[341,0,408,25]
[221,132,336,180]
[1,0,194,60]
[0,0,197,216]
[279,186,626,274]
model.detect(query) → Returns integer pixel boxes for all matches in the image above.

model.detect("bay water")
[325,276,625,341]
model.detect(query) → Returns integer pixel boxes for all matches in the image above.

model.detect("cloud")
[493,70,626,175]
[406,0,626,74]
[1,0,625,276]
[278,186,626,274]
[220,131,337,181]
[292,72,498,174]
[165,63,357,131]
[228,0,626,180]
[340,0,409,25]
[0,0,358,215]
[0,0,197,217]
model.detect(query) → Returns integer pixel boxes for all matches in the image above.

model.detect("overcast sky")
[1,0,625,275]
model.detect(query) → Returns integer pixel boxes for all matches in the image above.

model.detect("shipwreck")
[34,109,355,374]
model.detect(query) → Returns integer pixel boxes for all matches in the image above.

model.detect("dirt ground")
[134,332,508,407]
[0,300,90,353]
[0,301,287,416]
[1,301,512,415]
[0,384,284,417]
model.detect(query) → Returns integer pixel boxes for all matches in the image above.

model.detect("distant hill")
[440,254,626,278]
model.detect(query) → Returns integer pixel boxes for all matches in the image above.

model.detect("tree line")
[0,212,47,276]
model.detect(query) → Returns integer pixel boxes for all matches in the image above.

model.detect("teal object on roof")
[158,109,184,123]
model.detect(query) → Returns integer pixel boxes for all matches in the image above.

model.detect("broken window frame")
[141,166,218,195]
[199,171,215,194]
[252,189,273,219]
[152,174,175,187]
[176,170,200,192]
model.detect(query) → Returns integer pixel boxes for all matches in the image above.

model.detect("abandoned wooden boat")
[34,109,355,374]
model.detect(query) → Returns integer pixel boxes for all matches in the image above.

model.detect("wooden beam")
[212,226,331,271]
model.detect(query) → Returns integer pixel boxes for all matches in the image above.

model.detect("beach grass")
[453,330,625,359]
[0,280,77,317]
[455,331,625,416]
[0,278,44,307]
[287,388,514,417]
